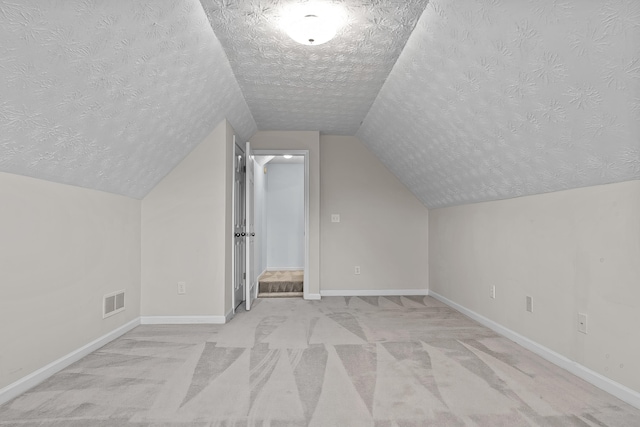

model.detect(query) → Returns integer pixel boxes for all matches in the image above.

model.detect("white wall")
[250,131,321,297]
[429,180,640,394]
[320,135,429,292]
[266,163,305,269]
[141,120,234,318]
[0,172,141,390]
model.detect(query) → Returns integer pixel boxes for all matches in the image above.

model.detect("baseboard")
[304,293,321,300]
[320,289,429,297]
[266,267,304,271]
[1,309,237,405]
[0,318,140,406]
[139,315,228,325]
[428,290,640,410]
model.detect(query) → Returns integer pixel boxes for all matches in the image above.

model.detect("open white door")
[232,140,246,313]
[245,142,256,310]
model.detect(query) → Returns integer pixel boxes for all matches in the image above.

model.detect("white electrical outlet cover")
[578,313,588,334]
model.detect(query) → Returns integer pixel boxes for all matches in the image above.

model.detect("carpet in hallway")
[258,270,303,297]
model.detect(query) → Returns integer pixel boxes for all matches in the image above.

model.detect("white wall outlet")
[354,266,361,275]
[578,313,588,334]
[526,296,533,312]
[177,281,186,295]
[490,285,496,299]
[331,214,340,223]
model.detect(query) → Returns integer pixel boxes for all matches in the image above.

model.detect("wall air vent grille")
[104,290,125,318]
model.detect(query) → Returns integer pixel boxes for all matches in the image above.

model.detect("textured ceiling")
[1,0,638,207]
[0,0,256,198]
[358,0,640,208]
[200,0,430,134]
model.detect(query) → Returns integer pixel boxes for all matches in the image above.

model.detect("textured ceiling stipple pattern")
[358,0,640,209]
[200,0,430,135]
[0,0,256,198]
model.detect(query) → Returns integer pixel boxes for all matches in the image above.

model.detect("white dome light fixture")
[281,3,345,46]
[286,14,336,45]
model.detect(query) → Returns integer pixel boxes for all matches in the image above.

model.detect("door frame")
[253,149,310,300]
[245,141,256,311]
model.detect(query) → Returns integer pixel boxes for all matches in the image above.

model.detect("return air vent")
[103,290,125,318]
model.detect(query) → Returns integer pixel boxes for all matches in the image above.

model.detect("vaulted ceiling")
[0,0,256,198]
[199,0,429,134]
[1,0,638,207]
[358,0,640,208]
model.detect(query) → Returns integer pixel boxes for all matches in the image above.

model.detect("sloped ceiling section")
[200,0,429,134]
[0,0,256,199]
[358,0,640,209]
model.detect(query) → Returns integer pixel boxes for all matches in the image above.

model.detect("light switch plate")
[331,214,340,223]
[177,281,186,295]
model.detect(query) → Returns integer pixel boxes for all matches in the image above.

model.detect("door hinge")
[243,272,246,279]
[243,166,246,173]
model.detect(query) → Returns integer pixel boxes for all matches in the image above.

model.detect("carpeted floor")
[258,270,303,297]
[1,296,639,426]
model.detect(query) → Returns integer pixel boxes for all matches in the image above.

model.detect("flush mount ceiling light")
[286,14,336,45]
[283,154,293,159]
[281,3,345,46]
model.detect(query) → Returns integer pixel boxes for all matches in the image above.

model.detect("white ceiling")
[266,155,305,164]
[1,0,638,207]
[0,0,255,198]
[200,0,430,134]
[359,0,640,208]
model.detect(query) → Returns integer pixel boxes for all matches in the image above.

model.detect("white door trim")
[245,141,256,310]
[231,136,237,313]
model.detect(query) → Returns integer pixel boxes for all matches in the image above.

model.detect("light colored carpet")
[1,296,639,426]
[258,270,303,297]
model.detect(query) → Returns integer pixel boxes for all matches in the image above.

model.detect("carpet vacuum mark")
[1,296,639,426]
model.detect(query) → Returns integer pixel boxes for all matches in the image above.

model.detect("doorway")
[253,154,305,298]
[232,147,310,313]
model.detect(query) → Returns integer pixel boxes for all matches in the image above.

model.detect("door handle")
[241,232,246,237]
[250,232,255,237]
[235,232,241,238]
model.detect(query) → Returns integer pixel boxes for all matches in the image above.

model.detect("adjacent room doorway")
[231,146,310,314]
[253,153,305,298]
